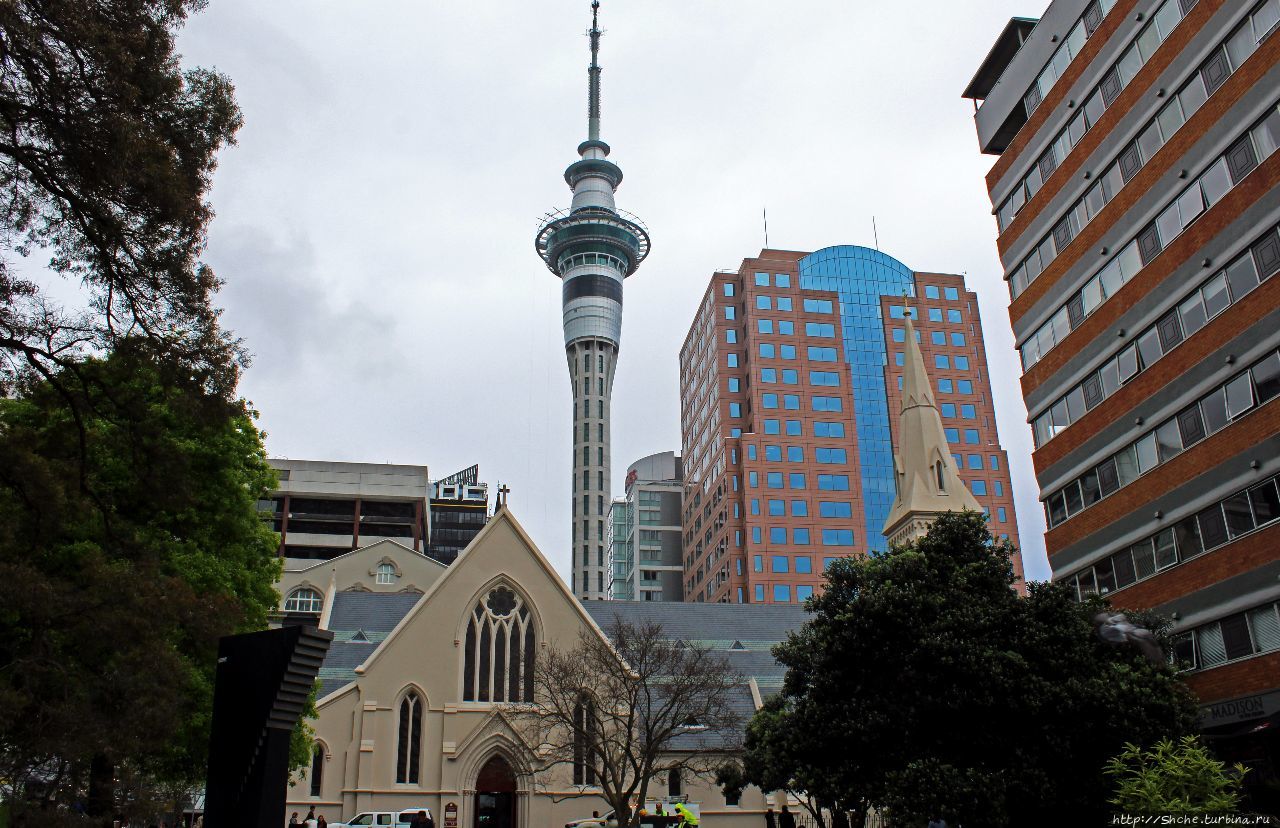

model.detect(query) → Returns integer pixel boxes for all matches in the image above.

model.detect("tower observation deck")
[535,1,649,600]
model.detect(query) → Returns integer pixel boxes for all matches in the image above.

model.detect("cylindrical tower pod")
[534,4,649,600]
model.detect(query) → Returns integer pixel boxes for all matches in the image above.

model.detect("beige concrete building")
[288,508,801,828]
[277,539,449,626]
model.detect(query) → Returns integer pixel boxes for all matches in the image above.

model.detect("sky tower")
[536,1,650,600]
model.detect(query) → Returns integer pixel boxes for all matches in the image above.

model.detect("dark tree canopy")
[0,342,281,820]
[0,0,243,397]
[756,512,1197,826]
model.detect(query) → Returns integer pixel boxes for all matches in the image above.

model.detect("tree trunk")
[87,753,115,822]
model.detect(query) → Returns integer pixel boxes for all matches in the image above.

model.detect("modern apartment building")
[679,247,1023,604]
[262,459,433,563]
[426,465,490,566]
[608,451,685,601]
[261,459,491,568]
[963,0,1280,798]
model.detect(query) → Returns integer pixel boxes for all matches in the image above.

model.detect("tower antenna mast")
[588,0,602,141]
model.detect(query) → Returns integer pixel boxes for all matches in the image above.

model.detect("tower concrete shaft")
[535,1,649,600]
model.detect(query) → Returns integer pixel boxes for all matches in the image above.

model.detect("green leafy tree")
[0,343,281,821]
[0,0,243,399]
[762,511,1197,826]
[719,695,869,828]
[1106,736,1247,815]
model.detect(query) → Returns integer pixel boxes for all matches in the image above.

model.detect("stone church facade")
[284,510,799,828]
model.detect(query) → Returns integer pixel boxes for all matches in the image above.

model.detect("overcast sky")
[176,0,1054,582]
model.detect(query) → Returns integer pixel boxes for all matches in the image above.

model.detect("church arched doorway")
[473,754,517,828]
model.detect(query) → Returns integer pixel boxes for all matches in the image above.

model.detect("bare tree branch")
[508,618,745,828]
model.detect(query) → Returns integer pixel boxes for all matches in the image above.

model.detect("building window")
[462,585,536,702]
[376,563,396,585]
[797,585,814,602]
[795,556,812,574]
[936,462,946,492]
[755,584,765,602]
[574,696,597,785]
[285,587,323,614]
[310,743,325,796]
[775,274,791,288]
[821,529,855,546]
[396,692,422,784]
[773,584,791,603]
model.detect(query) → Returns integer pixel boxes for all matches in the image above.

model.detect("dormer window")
[376,562,396,585]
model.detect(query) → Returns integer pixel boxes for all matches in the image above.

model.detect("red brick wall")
[1184,651,1280,703]
[1021,147,1280,401]
[1105,523,1280,609]
[1009,28,1280,325]
[1045,397,1280,556]
[985,0,1148,198]
[1033,266,1280,473]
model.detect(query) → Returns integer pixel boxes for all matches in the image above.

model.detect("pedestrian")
[317,815,328,828]
[779,805,796,828]
[289,813,301,828]
[410,811,432,828]
[765,806,776,828]
[305,806,317,828]
[673,803,698,828]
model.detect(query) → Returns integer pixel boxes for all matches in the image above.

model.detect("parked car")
[566,810,615,828]
[334,808,433,828]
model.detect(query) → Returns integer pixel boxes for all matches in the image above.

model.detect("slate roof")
[582,601,809,651]
[585,601,811,748]
[318,591,423,698]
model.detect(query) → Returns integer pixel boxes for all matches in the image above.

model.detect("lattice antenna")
[587,0,603,141]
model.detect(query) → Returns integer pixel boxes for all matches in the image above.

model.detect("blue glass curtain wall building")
[798,245,915,554]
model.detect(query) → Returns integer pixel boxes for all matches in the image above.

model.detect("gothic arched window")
[573,696,596,786]
[396,692,423,784]
[309,743,325,796]
[463,586,535,702]
[936,461,946,493]
[376,563,396,585]
[285,587,323,614]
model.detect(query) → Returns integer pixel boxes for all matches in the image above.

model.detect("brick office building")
[963,0,1280,801]
[678,247,1023,605]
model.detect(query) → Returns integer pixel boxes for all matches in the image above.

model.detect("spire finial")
[587,1,603,141]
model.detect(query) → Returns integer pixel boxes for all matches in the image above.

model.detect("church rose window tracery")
[463,586,535,702]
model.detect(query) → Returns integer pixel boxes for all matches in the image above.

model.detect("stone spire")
[882,309,982,546]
